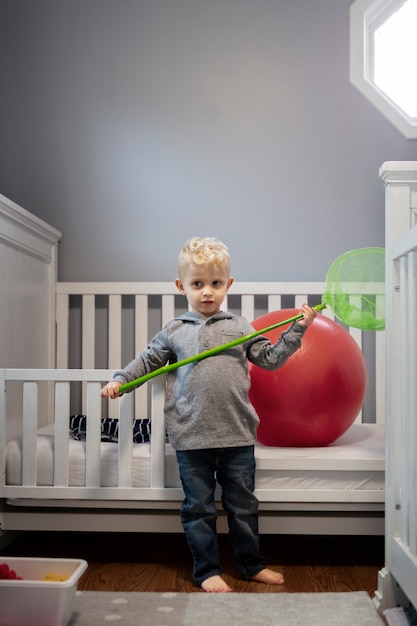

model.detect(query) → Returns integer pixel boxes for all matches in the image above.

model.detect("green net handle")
[118,303,326,393]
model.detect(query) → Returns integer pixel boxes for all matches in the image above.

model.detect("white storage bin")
[0,556,87,626]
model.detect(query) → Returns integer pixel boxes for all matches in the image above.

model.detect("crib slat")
[375,291,386,423]
[118,393,134,488]
[135,295,148,419]
[294,294,308,309]
[241,295,255,321]
[150,378,166,488]
[162,294,175,326]
[108,295,122,419]
[22,382,38,486]
[82,296,95,413]
[56,293,69,368]
[108,295,122,368]
[348,327,364,424]
[268,295,282,312]
[82,295,95,368]
[85,381,102,487]
[375,331,386,424]
[135,295,148,352]
[53,382,70,486]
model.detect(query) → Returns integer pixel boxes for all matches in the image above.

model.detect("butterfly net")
[322,247,385,331]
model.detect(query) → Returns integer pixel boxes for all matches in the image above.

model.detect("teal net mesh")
[322,247,385,331]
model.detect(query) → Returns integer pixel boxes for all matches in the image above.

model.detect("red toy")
[249,309,367,447]
[0,563,22,580]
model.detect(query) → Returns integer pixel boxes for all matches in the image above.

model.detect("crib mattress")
[5,423,384,496]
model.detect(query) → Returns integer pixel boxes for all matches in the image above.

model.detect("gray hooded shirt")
[113,311,306,451]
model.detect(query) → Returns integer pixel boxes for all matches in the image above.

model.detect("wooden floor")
[2,531,384,596]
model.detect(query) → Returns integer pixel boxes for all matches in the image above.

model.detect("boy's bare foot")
[251,568,285,585]
[201,575,233,593]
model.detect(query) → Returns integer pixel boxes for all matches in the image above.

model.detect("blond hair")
[178,237,231,276]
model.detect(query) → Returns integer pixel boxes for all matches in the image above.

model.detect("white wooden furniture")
[375,162,417,614]
[0,194,61,372]
[0,194,61,445]
[1,279,385,536]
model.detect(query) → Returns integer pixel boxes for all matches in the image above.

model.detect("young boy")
[101,237,317,592]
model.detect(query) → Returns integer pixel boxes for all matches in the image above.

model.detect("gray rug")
[69,591,383,625]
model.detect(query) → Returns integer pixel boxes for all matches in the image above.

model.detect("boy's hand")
[297,303,317,327]
[100,382,122,399]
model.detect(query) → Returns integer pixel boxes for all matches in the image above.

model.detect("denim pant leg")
[176,449,221,586]
[217,445,267,579]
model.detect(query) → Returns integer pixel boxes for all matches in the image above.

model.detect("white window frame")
[350,0,417,139]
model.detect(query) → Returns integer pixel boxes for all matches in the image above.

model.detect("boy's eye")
[190,280,224,288]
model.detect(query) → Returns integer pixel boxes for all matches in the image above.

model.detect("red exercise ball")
[248,309,367,447]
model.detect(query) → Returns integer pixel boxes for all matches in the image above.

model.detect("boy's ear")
[175,278,185,294]
[227,277,234,291]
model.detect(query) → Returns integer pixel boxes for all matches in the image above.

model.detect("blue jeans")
[176,445,267,586]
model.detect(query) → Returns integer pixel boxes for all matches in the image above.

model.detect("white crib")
[375,162,417,614]
[0,277,385,536]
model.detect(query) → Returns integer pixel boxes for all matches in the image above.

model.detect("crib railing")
[55,281,385,425]
[0,367,385,517]
[0,368,183,501]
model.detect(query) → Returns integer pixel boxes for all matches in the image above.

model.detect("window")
[350,0,417,139]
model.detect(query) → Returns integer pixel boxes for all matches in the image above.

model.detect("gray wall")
[1,0,416,283]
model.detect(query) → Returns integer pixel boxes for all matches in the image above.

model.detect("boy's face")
[175,262,234,319]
